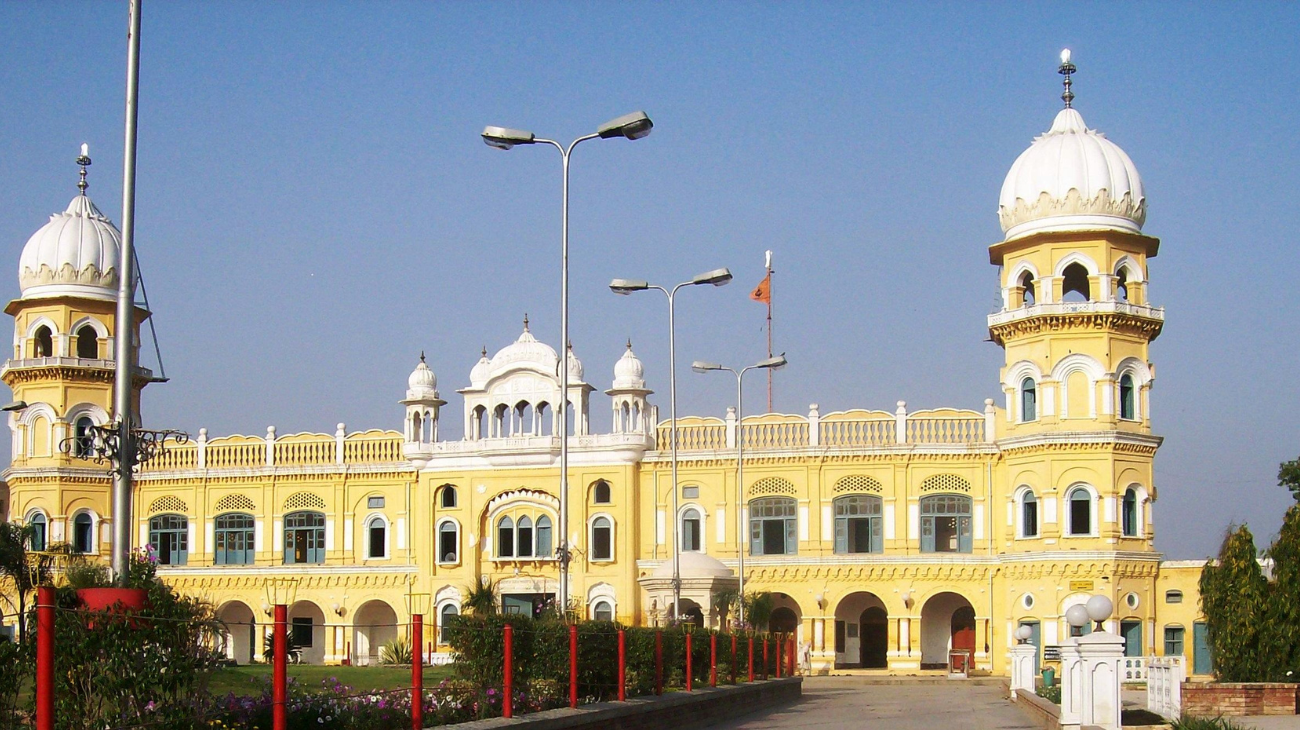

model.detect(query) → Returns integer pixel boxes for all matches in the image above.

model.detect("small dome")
[612,342,646,390]
[491,318,559,372]
[651,552,733,579]
[566,343,583,381]
[407,354,437,393]
[998,106,1146,240]
[469,347,491,386]
[19,193,122,301]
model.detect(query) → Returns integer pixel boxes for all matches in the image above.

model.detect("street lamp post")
[691,355,787,627]
[609,269,733,622]
[482,111,653,615]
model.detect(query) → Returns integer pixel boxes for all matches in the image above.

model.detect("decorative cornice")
[988,311,1164,346]
[997,431,1162,456]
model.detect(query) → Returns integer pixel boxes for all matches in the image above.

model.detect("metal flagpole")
[765,251,773,413]
[112,0,143,586]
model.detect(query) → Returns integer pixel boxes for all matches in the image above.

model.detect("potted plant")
[66,546,156,615]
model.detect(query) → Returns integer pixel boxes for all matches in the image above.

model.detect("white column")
[1077,632,1125,730]
[807,404,820,447]
[894,401,907,444]
[1009,643,1037,692]
[1059,638,1083,729]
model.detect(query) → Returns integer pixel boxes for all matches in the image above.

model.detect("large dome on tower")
[19,192,122,301]
[997,56,1146,241]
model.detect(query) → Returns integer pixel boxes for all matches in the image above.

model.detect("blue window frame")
[1020,378,1037,421]
[215,512,255,565]
[834,495,882,554]
[749,498,796,556]
[149,514,189,566]
[284,511,325,564]
[920,495,971,553]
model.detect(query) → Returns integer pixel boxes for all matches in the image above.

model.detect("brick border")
[1181,682,1298,716]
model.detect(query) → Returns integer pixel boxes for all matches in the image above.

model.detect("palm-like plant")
[0,523,67,645]
[742,591,775,633]
[464,577,498,616]
[711,587,739,628]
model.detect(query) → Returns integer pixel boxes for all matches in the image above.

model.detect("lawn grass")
[207,664,456,697]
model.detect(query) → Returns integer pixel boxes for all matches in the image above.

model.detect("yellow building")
[2,64,1214,677]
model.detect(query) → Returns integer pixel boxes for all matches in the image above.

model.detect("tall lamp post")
[691,355,787,626]
[609,269,733,622]
[481,111,653,614]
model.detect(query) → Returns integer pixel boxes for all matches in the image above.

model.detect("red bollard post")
[747,636,755,682]
[504,624,514,718]
[273,604,287,730]
[763,637,769,680]
[654,630,663,696]
[569,623,579,708]
[788,636,796,676]
[412,614,424,730]
[428,641,433,665]
[617,629,627,702]
[344,640,351,666]
[775,633,782,678]
[36,586,53,730]
[685,631,693,691]
[710,633,717,687]
[731,634,738,684]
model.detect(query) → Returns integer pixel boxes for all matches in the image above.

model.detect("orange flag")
[750,273,771,304]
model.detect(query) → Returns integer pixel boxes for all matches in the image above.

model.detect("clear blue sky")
[1,2,1296,559]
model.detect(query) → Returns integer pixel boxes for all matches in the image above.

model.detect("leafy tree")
[742,592,774,633]
[711,587,739,628]
[1260,505,1300,680]
[1280,457,1300,502]
[1200,525,1268,681]
[0,523,68,645]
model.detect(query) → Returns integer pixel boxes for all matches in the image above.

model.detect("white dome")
[19,194,122,301]
[998,107,1146,240]
[651,552,733,579]
[407,354,437,394]
[491,322,559,372]
[612,342,646,390]
[469,347,492,386]
[566,343,583,381]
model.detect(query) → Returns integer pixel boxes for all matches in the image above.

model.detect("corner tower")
[990,53,1163,554]
[3,150,152,551]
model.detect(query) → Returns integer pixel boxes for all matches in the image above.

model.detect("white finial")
[1060,48,1071,65]
[764,250,772,269]
[81,143,89,157]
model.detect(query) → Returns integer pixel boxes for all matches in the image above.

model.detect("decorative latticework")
[147,495,188,514]
[919,474,971,492]
[215,494,256,513]
[283,492,326,511]
[749,477,795,496]
[833,474,883,493]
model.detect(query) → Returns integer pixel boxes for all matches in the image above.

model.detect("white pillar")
[1059,638,1083,730]
[1009,643,1037,692]
[1077,632,1125,730]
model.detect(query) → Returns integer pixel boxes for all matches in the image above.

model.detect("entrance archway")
[216,601,255,665]
[920,591,975,668]
[833,591,888,669]
[288,601,327,664]
[353,600,399,666]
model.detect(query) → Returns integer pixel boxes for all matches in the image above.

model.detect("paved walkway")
[708,677,1039,730]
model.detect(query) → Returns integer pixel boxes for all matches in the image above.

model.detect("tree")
[0,523,66,645]
[711,587,739,629]
[1200,525,1269,681]
[1280,457,1300,502]
[464,577,498,616]
[1261,505,1300,680]
[742,592,774,633]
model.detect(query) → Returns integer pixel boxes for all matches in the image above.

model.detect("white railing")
[1146,655,1185,720]
[1123,656,1147,681]
[987,300,1165,327]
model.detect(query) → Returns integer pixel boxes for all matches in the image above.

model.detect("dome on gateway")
[490,316,559,371]
[997,52,1146,241]
[19,153,122,301]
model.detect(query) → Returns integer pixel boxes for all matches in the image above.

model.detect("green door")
[1121,620,1142,657]
[1193,622,1213,675]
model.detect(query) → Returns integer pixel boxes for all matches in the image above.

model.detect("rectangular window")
[368,524,385,558]
[592,524,612,561]
[1070,497,1091,535]
[1022,500,1038,537]
[439,527,457,563]
[683,517,700,551]
[681,485,699,499]
[1164,626,1184,656]
[291,617,313,647]
[367,496,385,509]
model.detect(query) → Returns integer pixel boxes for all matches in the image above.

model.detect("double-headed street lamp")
[692,355,787,626]
[609,268,733,622]
[481,111,653,614]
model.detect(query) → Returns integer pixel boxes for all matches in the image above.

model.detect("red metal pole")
[710,633,717,687]
[412,614,424,730]
[685,631,693,691]
[569,623,579,708]
[428,641,433,665]
[747,635,754,682]
[775,633,782,678]
[617,629,627,702]
[273,604,287,730]
[36,586,54,730]
[344,640,351,666]
[654,630,663,696]
[731,634,738,684]
[788,636,796,676]
[503,624,514,718]
[763,637,769,680]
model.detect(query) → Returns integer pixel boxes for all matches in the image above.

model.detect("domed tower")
[605,341,654,434]
[3,149,152,551]
[989,53,1163,550]
[402,353,445,442]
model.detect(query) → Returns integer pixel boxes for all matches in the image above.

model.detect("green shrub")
[380,635,413,665]
[1172,717,1253,730]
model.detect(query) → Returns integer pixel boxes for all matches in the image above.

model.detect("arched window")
[593,480,611,504]
[283,511,325,564]
[33,326,53,358]
[74,417,95,458]
[1061,262,1091,302]
[72,513,94,553]
[214,512,254,565]
[590,516,613,561]
[1020,490,1039,538]
[749,497,796,556]
[920,495,972,553]
[439,604,458,643]
[833,495,882,554]
[1019,271,1036,306]
[516,516,534,558]
[437,521,458,563]
[535,515,553,557]
[1122,488,1139,537]
[27,513,47,552]
[76,325,98,358]
[411,411,422,442]
[593,600,614,622]
[1067,488,1093,536]
[366,516,387,558]
[440,485,457,509]
[497,516,515,558]
[1020,378,1037,422]
[149,514,188,565]
[472,405,487,440]
[1115,270,1129,302]
[681,508,702,552]
[1119,374,1136,420]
